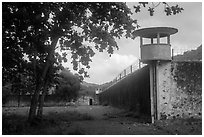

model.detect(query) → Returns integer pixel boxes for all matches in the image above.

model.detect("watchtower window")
[142,38,152,45]
[160,37,167,44]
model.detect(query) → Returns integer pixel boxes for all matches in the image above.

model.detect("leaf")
[133,5,141,13]
[148,7,154,16]
[139,2,148,7]
[63,57,67,62]
[165,7,172,16]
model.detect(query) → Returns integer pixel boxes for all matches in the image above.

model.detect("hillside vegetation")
[78,82,99,97]
[174,45,202,61]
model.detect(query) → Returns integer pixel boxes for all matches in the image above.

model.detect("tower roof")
[134,27,178,38]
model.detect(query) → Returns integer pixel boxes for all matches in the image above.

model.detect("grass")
[2,114,28,135]
[154,118,202,135]
[102,109,202,135]
[2,110,94,135]
[67,126,85,135]
[47,110,94,121]
[3,106,201,135]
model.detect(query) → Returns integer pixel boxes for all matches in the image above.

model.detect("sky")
[62,2,202,85]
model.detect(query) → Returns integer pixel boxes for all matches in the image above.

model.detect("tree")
[55,69,81,102]
[2,2,183,122]
[2,63,36,106]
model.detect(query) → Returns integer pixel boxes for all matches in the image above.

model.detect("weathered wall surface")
[99,66,151,117]
[159,61,202,119]
[157,61,172,119]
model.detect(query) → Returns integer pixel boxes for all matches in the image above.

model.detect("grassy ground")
[2,106,202,135]
[2,106,94,135]
[154,118,202,135]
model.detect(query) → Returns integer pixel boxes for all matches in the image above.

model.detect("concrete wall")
[99,66,151,117]
[158,61,202,119]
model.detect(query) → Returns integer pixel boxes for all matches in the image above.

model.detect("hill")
[78,81,99,97]
[82,81,99,88]
[98,81,113,90]
[174,45,202,61]
[78,81,114,97]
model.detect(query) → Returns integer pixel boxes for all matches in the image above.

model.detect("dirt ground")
[2,105,202,135]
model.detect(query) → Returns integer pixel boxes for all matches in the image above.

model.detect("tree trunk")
[17,92,21,107]
[37,80,48,118]
[28,83,41,122]
[28,46,38,121]
[28,37,59,122]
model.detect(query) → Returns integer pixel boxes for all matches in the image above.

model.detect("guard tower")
[135,27,178,123]
[137,27,178,62]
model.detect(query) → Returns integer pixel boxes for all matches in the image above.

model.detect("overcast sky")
[63,2,202,85]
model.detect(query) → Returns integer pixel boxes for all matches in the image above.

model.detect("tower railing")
[103,59,147,91]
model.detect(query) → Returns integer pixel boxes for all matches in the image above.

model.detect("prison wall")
[159,61,202,119]
[99,61,202,120]
[99,66,151,117]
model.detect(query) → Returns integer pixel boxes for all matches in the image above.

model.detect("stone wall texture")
[159,61,202,119]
